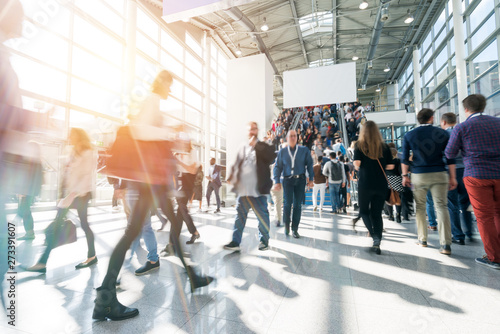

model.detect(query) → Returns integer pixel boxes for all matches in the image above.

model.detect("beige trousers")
[411,171,452,245]
[271,187,284,223]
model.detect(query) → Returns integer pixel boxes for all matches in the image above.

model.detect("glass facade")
[5,1,228,204]
[397,0,500,121]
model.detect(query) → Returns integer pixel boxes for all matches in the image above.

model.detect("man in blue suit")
[206,158,222,213]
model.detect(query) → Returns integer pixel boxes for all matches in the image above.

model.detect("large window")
[403,0,500,120]
[6,1,228,203]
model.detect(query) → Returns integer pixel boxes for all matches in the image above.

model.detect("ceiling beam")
[289,0,309,66]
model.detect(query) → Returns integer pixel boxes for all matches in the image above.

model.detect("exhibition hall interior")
[1,0,499,333]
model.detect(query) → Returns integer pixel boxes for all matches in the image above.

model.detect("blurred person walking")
[312,156,327,212]
[273,130,314,238]
[93,70,213,321]
[353,121,395,254]
[26,128,98,272]
[402,108,456,255]
[206,158,222,213]
[446,94,500,269]
[223,122,276,251]
[440,112,473,245]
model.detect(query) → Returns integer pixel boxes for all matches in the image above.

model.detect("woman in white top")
[27,128,97,272]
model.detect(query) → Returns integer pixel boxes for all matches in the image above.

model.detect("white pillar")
[203,31,211,192]
[412,46,422,112]
[452,0,468,122]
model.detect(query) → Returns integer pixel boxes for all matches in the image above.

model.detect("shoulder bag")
[377,159,401,206]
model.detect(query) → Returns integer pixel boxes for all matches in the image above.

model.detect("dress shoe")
[451,238,465,245]
[292,231,300,239]
[75,257,98,269]
[416,240,428,247]
[275,221,281,227]
[92,287,139,320]
[135,260,159,276]
[258,241,269,251]
[214,209,221,214]
[285,224,290,236]
[186,266,214,292]
[186,232,200,244]
[25,264,47,273]
[428,226,437,231]
[440,245,452,255]
[372,245,381,255]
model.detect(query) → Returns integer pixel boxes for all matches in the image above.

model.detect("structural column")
[452,0,468,122]
[412,46,422,112]
[203,31,211,189]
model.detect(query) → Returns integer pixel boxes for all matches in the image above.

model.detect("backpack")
[329,162,343,182]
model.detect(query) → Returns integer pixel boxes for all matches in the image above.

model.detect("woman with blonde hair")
[27,127,97,272]
[353,121,394,254]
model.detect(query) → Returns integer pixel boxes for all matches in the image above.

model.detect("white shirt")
[235,144,259,197]
[177,150,198,174]
[58,149,96,208]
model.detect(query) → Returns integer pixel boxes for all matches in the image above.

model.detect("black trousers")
[206,182,221,209]
[17,195,34,234]
[101,183,187,290]
[170,173,197,243]
[40,192,94,264]
[358,188,386,244]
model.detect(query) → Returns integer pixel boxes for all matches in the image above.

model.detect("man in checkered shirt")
[445,94,500,270]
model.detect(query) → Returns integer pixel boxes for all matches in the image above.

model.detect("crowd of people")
[258,96,499,264]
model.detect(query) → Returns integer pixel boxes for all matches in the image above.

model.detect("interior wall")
[227,54,274,169]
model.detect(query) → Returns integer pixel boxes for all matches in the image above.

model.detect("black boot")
[396,214,402,223]
[186,266,214,293]
[388,215,395,221]
[92,286,139,321]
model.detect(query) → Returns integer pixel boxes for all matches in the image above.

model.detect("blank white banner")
[283,62,357,108]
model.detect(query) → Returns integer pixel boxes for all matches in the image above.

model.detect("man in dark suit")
[206,158,222,213]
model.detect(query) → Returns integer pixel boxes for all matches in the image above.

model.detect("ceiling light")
[404,9,414,24]
[236,44,242,56]
[261,17,269,32]
[384,64,391,72]
[368,60,373,69]
[376,85,381,92]
[381,6,389,21]
[352,55,359,61]
[362,84,366,90]
[359,1,369,10]
[274,100,278,104]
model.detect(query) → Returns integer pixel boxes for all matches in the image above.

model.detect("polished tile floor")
[2,203,499,334]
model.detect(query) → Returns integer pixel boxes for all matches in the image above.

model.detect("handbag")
[377,159,401,206]
[44,218,77,249]
[104,126,174,185]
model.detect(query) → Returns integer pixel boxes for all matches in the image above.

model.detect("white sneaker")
[112,206,120,213]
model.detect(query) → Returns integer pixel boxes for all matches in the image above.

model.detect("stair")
[304,188,332,207]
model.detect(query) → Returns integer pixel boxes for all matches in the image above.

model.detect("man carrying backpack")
[323,152,346,214]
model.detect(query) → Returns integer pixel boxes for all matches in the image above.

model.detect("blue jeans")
[426,191,437,226]
[232,196,270,245]
[329,183,341,212]
[448,168,473,240]
[283,176,307,231]
[128,185,159,263]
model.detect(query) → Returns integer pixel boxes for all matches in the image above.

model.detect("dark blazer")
[228,141,277,195]
[209,164,222,188]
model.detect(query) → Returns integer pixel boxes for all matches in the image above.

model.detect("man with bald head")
[273,130,314,238]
